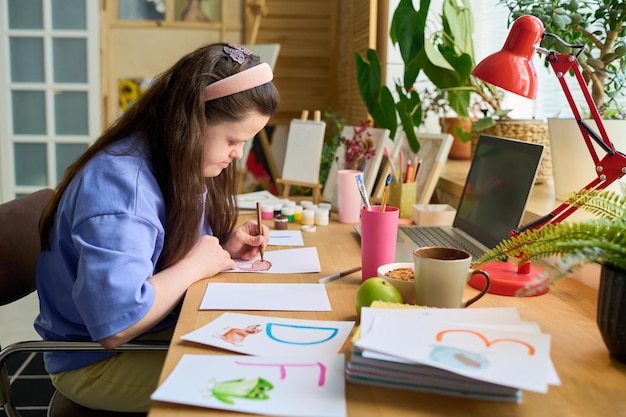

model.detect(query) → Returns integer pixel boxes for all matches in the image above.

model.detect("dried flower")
[339,120,376,171]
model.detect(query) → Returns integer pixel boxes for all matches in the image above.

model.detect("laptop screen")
[453,134,544,249]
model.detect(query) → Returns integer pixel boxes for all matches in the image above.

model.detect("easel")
[276,110,325,203]
[236,0,282,194]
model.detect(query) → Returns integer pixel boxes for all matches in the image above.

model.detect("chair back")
[0,189,54,306]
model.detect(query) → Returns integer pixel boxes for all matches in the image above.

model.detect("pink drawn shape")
[239,260,272,271]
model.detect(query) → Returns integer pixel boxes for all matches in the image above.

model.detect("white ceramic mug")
[413,246,491,308]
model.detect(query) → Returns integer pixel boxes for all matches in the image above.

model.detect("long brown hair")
[40,43,279,271]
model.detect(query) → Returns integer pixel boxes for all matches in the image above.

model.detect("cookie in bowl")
[377,262,415,304]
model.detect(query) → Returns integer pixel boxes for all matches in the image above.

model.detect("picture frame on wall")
[322,126,392,206]
[372,132,453,204]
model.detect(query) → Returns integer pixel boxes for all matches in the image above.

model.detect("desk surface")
[148,213,626,417]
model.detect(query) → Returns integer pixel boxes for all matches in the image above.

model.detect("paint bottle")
[301,209,315,226]
[274,214,288,230]
[261,205,274,220]
[315,208,329,226]
[293,205,303,223]
[281,207,295,223]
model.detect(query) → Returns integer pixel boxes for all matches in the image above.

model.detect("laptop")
[394,134,545,262]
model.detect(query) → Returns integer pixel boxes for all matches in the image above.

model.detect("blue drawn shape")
[430,345,489,370]
[265,323,339,345]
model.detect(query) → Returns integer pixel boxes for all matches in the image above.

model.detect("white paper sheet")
[200,283,331,311]
[227,247,321,274]
[182,312,354,356]
[237,190,289,211]
[268,230,304,246]
[151,354,347,417]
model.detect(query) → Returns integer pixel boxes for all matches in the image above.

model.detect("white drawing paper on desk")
[151,353,347,417]
[236,190,289,211]
[268,230,304,246]
[227,247,321,274]
[182,312,354,356]
[200,283,331,311]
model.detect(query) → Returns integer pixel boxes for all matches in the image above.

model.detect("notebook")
[394,134,545,262]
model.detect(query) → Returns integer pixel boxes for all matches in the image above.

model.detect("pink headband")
[203,62,274,102]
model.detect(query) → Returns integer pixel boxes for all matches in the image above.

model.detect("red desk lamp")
[468,15,626,296]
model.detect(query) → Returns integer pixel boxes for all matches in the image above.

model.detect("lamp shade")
[471,15,544,99]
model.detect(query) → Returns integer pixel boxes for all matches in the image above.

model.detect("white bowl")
[377,262,415,304]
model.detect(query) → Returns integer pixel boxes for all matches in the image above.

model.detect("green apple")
[355,277,404,316]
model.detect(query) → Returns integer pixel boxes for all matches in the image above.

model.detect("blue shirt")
[35,137,209,374]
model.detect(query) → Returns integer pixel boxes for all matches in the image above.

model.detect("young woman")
[35,43,279,412]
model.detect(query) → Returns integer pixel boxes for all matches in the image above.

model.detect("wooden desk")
[148,214,626,416]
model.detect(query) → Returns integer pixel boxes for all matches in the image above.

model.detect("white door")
[0,0,100,201]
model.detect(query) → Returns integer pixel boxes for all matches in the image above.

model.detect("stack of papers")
[346,306,560,403]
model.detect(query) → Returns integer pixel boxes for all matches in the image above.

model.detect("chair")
[0,189,168,417]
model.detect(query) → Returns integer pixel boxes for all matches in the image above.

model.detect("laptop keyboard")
[399,226,484,259]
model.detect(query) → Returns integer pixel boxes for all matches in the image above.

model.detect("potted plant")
[471,188,626,362]
[498,0,626,195]
[356,0,490,156]
[355,0,427,154]
[501,0,626,117]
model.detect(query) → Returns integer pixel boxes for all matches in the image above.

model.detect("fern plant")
[472,189,626,272]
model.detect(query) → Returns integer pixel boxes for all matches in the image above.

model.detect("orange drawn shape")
[436,329,535,356]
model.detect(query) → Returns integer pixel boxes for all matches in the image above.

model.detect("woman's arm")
[99,235,236,348]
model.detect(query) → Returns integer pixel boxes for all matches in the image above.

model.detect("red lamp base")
[469,261,549,297]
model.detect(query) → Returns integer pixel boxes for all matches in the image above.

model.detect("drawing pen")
[256,201,265,262]
[355,173,371,211]
[318,266,362,283]
[380,173,391,212]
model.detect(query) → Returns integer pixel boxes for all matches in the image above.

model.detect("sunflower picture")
[118,77,152,115]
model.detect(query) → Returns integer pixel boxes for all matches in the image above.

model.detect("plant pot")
[548,119,626,199]
[597,264,626,363]
[470,120,552,184]
[440,117,471,160]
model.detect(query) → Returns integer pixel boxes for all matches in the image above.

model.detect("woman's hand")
[223,220,269,260]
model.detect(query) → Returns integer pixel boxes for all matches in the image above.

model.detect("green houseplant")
[498,1,626,195]
[356,0,509,157]
[500,0,626,118]
[355,0,429,153]
[471,188,626,361]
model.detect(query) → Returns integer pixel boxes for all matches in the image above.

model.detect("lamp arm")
[514,50,626,233]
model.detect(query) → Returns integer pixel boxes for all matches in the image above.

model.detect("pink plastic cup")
[360,205,399,281]
[337,169,363,224]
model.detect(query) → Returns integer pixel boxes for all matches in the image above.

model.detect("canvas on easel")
[277,112,326,203]
[373,132,453,204]
[322,126,392,206]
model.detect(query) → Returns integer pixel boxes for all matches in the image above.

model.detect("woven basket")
[471,120,552,184]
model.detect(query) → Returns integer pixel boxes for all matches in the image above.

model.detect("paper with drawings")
[182,312,354,356]
[200,283,331,311]
[151,354,346,417]
[226,247,321,274]
[355,310,555,393]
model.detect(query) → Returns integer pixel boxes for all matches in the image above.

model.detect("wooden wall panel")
[101,0,243,128]
[335,0,379,127]
[245,0,338,126]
